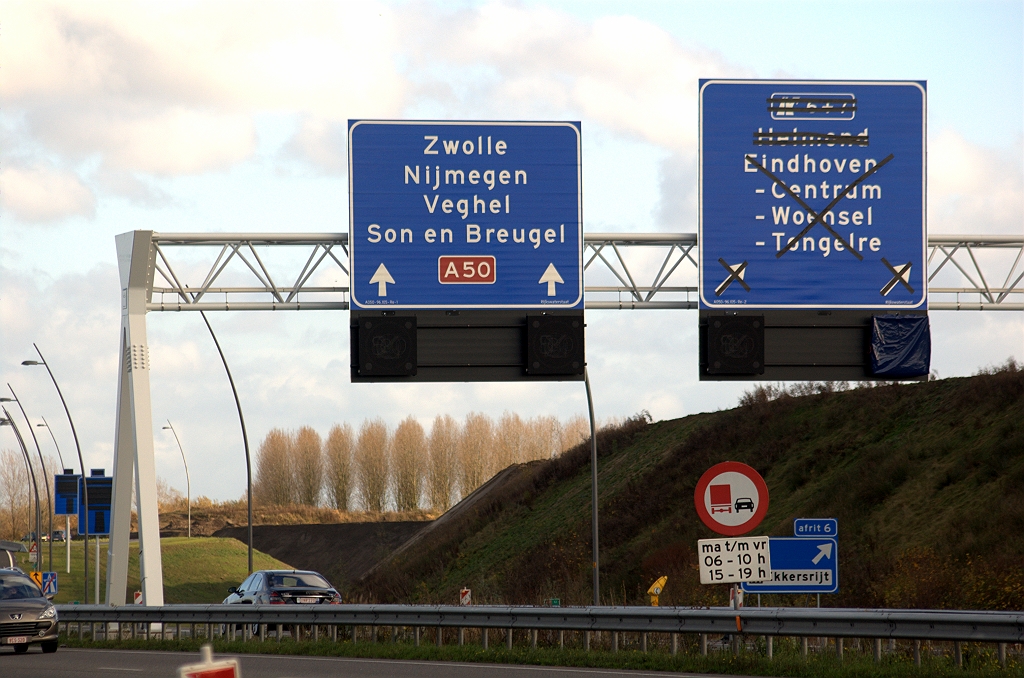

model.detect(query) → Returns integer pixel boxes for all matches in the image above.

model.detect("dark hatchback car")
[223,570,341,605]
[0,568,58,654]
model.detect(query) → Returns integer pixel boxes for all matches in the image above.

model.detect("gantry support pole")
[108,231,164,606]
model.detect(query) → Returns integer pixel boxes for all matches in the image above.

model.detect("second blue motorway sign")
[348,121,583,309]
[699,80,926,309]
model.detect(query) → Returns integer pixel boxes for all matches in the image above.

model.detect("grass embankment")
[60,636,1023,677]
[12,537,290,604]
[363,365,1024,609]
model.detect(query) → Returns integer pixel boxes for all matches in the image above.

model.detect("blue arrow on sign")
[741,537,838,594]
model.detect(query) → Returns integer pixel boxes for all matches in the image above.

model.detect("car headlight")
[39,605,56,620]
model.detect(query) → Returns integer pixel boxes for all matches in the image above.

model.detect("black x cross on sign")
[716,258,750,296]
[744,153,894,261]
[880,257,915,296]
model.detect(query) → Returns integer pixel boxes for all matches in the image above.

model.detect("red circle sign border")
[694,461,769,536]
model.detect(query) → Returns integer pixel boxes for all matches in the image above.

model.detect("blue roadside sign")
[78,474,112,536]
[41,572,57,596]
[348,121,583,309]
[741,537,838,594]
[699,80,926,309]
[54,473,81,516]
[794,518,837,537]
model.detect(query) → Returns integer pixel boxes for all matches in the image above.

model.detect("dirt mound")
[157,504,435,537]
[362,463,537,581]
[214,521,429,591]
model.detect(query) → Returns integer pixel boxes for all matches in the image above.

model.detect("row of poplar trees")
[252,412,590,513]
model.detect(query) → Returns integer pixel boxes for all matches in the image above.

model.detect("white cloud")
[2,1,406,178]
[929,129,1023,235]
[0,164,95,222]
[400,4,744,151]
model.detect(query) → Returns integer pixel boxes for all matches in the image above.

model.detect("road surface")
[0,647,758,677]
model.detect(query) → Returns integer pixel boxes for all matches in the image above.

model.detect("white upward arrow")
[369,263,395,296]
[811,542,833,565]
[539,263,564,297]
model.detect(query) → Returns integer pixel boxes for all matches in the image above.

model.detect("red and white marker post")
[178,645,240,678]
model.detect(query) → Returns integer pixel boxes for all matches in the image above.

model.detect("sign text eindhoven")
[699,80,926,309]
[349,121,583,309]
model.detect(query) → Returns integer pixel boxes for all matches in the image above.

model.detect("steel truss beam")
[145,232,1023,311]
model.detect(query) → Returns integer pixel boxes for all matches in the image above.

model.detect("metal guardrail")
[55,604,1024,644]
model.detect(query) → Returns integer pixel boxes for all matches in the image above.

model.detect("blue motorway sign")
[54,473,80,516]
[741,537,838,594]
[794,518,837,537]
[349,121,583,309]
[699,81,926,309]
[78,475,112,536]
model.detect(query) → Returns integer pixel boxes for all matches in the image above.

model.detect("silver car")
[0,568,58,654]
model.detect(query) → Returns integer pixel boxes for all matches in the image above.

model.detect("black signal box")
[351,310,585,382]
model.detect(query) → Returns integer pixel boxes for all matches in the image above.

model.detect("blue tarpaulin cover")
[870,315,931,377]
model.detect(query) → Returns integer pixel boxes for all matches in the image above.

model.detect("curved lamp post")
[2,387,54,571]
[199,311,253,574]
[37,418,66,470]
[162,421,191,539]
[37,418,71,573]
[0,408,42,572]
[22,344,89,603]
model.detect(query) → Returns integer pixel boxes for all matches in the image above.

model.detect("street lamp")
[0,409,42,572]
[37,419,71,574]
[22,344,90,603]
[36,418,66,470]
[2,386,55,572]
[199,311,253,574]
[162,421,191,539]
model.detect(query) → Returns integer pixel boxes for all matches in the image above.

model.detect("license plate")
[5,636,28,644]
[297,597,317,604]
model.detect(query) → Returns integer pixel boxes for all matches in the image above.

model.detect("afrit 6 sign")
[348,121,583,309]
[699,80,926,309]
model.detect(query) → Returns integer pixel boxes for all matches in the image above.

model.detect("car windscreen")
[267,573,331,589]
[0,574,42,600]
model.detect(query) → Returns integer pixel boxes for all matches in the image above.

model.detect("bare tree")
[427,415,459,512]
[458,412,493,498]
[253,428,293,506]
[560,414,590,452]
[355,419,390,513]
[391,417,426,511]
[529,415,562,460]
[495,411,527,469]
[155,476,185,510]
[324,423,354,511]
[0,448,28,540]
[292,426,324,507]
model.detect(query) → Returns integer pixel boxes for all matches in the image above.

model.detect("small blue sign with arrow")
[741,537,838,594]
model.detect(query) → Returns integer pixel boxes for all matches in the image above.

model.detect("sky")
[1,0,1022,502]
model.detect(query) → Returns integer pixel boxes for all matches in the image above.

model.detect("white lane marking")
[69,648,750,678]
[97,669,144,672]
